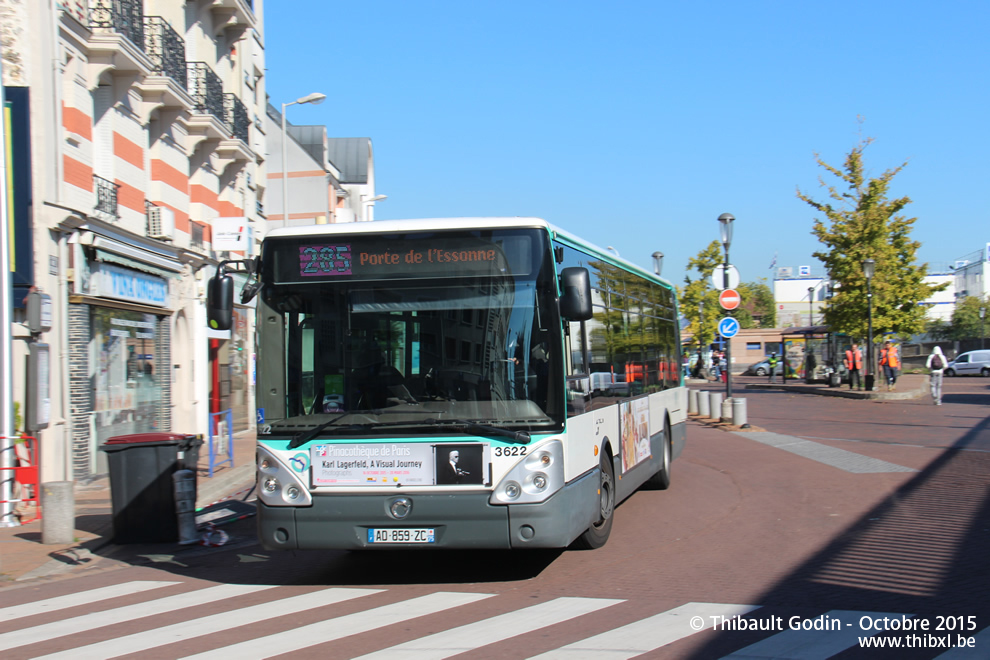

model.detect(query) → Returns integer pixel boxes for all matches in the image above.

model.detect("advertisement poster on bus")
[620,397,651,473]
[310,443,490,486]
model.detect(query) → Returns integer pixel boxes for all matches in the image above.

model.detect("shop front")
[70,239,180,477]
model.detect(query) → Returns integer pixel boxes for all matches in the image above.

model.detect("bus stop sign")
[719,288,741,310]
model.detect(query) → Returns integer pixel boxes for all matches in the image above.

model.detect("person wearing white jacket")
[926,345,947,405]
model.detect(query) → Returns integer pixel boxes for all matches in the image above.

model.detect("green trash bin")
[100,433,203,544]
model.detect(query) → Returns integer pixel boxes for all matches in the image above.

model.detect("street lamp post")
[698,300,704,377]
[981,307,986,350]
[863,258,875,391]
[652,251,664,277]
[281,92,326,227]
[808,286,815,326]
[718,213,734,399]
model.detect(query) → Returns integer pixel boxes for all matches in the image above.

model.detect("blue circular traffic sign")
[717,317,740,339]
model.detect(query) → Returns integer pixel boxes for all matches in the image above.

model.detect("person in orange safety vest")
[844,343,863,390]
[879,340,900,391]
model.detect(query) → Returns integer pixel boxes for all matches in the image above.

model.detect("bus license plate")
[368,528,436,544]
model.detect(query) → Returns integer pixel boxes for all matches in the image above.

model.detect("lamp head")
[863,258,875,279]
[296,92,326,105]
[717,213,735,248]
[652,251,664,276]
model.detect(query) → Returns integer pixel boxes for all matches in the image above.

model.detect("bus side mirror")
[207,274,234,330]
[560,267,593,321]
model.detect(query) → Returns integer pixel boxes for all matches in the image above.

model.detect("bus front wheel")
[573,451,615,550]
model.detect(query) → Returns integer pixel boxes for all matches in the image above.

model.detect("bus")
[207,218,686,550]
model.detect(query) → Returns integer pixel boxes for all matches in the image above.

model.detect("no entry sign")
[719,288,741,310]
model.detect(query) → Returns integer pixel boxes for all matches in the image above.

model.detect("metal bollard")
[733,397,749,427]
[709,392,723,419]
[688,389,699,414]
[698,390,710,418]
[721,398,733,423]
[173,469,199,545]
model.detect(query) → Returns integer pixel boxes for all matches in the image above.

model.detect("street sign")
[719,288,741,310]
[717,317,740,339]
[711,265,740,290]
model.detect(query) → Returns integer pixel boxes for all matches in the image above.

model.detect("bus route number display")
[300,245,352,277]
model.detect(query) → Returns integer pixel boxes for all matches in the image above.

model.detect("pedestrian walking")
[926,345,947,405]
[879,340,900,391]
[844,343,863,390]
[768,352,779,383]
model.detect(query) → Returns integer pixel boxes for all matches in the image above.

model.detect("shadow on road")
[686,412,990,658]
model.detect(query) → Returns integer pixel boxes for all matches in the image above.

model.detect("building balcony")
[224,93,249,143]
[93,174,120,222]
[143,16,185,88]
[136,16,195,119]
[186,62,225,125]
[86,0,153,86]
[208,0,257,37]
[90,0,144,50]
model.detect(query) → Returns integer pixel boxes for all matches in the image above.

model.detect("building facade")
[4,0,266,481]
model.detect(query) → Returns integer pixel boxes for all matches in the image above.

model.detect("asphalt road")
[2,377,988,659]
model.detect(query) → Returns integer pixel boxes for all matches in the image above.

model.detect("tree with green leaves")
[737,279,776,328]
[797,138,944,341]
[948,295,988,340]
[678,241,722,353]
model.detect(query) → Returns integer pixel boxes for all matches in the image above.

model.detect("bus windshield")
[257,228,562,436]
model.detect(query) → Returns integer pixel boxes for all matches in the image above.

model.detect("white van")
[945,350,990,377]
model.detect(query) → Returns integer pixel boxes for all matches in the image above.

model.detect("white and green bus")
[207,218,686,550]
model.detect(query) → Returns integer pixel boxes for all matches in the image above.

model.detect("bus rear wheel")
[645,417,672,490]
[573,451,614,550]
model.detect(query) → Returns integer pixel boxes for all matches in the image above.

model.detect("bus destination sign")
[271,232,535,283]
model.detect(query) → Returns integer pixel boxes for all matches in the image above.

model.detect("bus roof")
[265,217,674,289]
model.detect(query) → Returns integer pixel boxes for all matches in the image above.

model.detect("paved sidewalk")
[0,430,257,585]
[689,372,930,401]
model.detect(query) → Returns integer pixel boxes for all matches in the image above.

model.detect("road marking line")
[721,610,907,659]
[33,588,382,660]
[354,596,624,659]
[0,583,274,652]
[0,581,180,623]
[179,592,495,660]
[737,432,916,473]
[530,602,759,659]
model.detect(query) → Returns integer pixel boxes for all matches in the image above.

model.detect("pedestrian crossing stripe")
[0,580,180,623]
[0,583,273,652]
[352,597,623,660]
[33,588,383,660]
[179,592,493,660]
[529,602,760,659]
[1,581,986,659]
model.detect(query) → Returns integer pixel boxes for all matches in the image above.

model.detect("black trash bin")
[100,433,204,544]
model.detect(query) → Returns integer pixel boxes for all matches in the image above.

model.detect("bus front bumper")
[257,470,598,551]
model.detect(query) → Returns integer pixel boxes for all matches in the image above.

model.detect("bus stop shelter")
[780,325,847,385]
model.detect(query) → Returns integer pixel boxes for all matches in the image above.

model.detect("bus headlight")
[257,446,312,507]
[490,439,564,505]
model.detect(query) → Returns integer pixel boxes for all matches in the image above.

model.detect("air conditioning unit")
[147,206,175,241]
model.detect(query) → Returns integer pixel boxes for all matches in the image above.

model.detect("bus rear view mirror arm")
[559,267,593,321]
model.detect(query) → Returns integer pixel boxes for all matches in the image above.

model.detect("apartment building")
[3,0,266,481]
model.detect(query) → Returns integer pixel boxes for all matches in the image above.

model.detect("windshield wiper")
[424,418,530,445]
[288,411,354,449]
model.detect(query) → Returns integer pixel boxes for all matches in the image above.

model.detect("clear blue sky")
[265,1,989,286]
